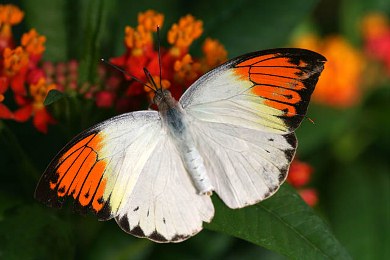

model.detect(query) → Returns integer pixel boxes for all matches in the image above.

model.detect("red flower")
[0,76,13,119]
[108,10,227,109]
[362,13,390,75]
[95,90,116,108]
[298,189,318,207]
[287,159,318,207]
[14,78,56,133]
[287,159,314,188]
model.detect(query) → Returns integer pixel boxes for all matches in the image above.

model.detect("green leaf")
[78,0,114,84]
[324,164,389,260]
[206,184,351,259]
[44,89,65,106]
[0,204,75,259]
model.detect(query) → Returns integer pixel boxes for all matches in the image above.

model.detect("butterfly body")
[36,48,326,242]
[156,89,214,195]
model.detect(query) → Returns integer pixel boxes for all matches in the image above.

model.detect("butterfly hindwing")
[35,110,214,242]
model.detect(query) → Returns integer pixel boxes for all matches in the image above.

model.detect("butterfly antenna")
[143,67,159,90]
[157,26,163,90]
[100,58,156,92]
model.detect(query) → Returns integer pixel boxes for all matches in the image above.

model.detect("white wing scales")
[36,48,325,243]
[114,135,214,242]
[189,119,296,208]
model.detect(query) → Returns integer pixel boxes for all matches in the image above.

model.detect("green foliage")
[1,0,388,259]
[44,89,65,106]
[208,185,351,259]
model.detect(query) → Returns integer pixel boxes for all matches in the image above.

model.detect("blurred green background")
[0,0,389,259]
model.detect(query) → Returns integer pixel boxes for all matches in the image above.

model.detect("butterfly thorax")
[155,89,214,196]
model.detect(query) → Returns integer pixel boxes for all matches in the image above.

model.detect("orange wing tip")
[50,132,106,194]
[36,130,113,219]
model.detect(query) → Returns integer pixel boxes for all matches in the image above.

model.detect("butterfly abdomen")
[161,99,214,195]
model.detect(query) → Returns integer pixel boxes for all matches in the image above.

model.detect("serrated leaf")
[44,89,65,106]
[206,184,351,259]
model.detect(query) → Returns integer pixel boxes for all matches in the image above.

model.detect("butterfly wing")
[180,48,326,208]
[35,110,213,242]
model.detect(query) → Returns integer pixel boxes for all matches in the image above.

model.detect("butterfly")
[35,48,326,243]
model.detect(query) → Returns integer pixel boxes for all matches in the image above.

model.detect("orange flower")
[362,13,390,76]
[30,78,56,110]
[361,13,389,41]
[138,10,164,31]
[21,29,46,56]
[0,4,24,25]
[110,10,227,109]
[3,46,29,76]
[168,15,203,53]
[2,46,29,94]
[174,54,201,83]
[202,38,227,70]
[14,78,57,133]
[125,10,164,52]
[125,25,152,51]
[0,4,24,39]
[294,34,364,107]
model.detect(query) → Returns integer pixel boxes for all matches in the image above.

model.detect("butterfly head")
[153,89,176,108]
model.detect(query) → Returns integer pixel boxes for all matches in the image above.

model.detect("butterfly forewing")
[181,48,326,132]
[180,48,325,208]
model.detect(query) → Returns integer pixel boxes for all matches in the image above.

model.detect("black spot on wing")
[278,168,288,182]
[117,215,131,233]
[149,231,168,242]
[96,199,113,220]
[130,225,146,238]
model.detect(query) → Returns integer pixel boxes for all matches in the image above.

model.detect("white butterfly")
[35,48,326,242]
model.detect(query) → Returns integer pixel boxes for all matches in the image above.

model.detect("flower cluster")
[108,10,227,108]
[294,34,365,108]
[0,4,56,133]
[287,159,318,207]
[362,13,390,76]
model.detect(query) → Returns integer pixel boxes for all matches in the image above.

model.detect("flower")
[0,76,12,119]
[287,159,318,207]
[294,34,364,107]
[287,159,313,187]
[201,38,228,70]
[21,29,46,62]
[0,4,24,52]
[362,13,390,75]
[298,188,318,207]
[0,4,56,133]
[14,78,57,133]
[109,10,227,108]
[2,46,29,94]
[168,14,203,53]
